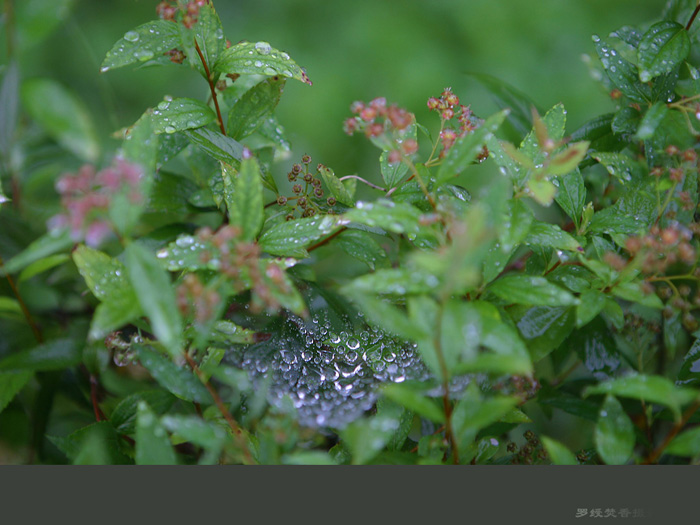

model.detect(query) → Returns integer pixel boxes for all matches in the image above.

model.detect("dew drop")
[124,31,139,42]
[254,41,272,55]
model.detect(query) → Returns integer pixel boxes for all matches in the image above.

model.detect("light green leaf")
[227,77,285,140]
[527,178,556,206]
[343,267,439,296]
[258,215,343,258]
[665,427,700,457]
[136,401,177,465]
[20,78,99,162]
[576,289,607,328]
[0,230,73,277]
[125,243,183,359]
[215,41,312,85]
[634,102,669,140]
[594,395,635,465]
[161,415,226,465]
[320,166,355,207]
[524,221,581,251]
[18,254,70,283]
[100,20,181,72]
[541,436,578,465]
[224,157,264,241]
[343,199,422,236]
[381,382,444,424]
[137,347,211,403]
[548,141,589,176]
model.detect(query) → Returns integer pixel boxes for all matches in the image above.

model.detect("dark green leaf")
[0,371,32,414]
[150,97,216,134]
[177,3,225,78]
[554,169,586,225]
[335,230,388,270]
[50,422,131,465]
[343,199,422,236]
[0,230,72,276]
[110,390,176,434]
[511,305,577,362]
[576,289,607,327]
[0,61,19,159]
[185,127,244,165]
[593,36,650,103]
[227,77,285,140]
[224,157,264,241]
[137,346,211,403]
[637,21,690,82]
[20,78,99,162]
[0,338,80,371]
[542,436,578,465]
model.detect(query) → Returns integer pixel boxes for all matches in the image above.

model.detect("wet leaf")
[576,289,607,327]
[634,102,669,140]
[511,305,577,362]
[177,3,226,78]
[214,41,312,86]
[136,401,177,465]
[524,221,581,251]
[320,166,355,207]
[611,281,664,309]
[126,243,183,359]
[341,405,404,464]
[343,199,422,236]
[554,169,586,226]
[637,21,690,82]
[258,215,343,258]
[593,36,650,103]
[137,346,211,403]
[185,127,244,166]
[224,157,264,242]
[594,395,635,465]
[343,267,439,296]
[569,317,621,379]
[548,141,589,176]
[381,382,444,424]
[110,390,176,434]
[593,152,646,183]
[150,97,216,134]
[20,78,99,162]
[227,77,286,140]
[335,229,388,270]
[161,415,226,464]
[488,275,578,307]
[583,373,697,421]
[436,110,508,184]
[101,20,181,72]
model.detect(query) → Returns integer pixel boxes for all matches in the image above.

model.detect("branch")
[194,39,226,136]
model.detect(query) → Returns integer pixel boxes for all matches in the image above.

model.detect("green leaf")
[541,436,578,465]
[583,373,697,421]
[611,281,663,309]
[100,20,181,72]
[488,275,578,307]
[150,97,216,134]
[0,230,73,277]
[520,103,566,163]
[548,141,589,176]
[214,41,312,86]
[185,127,244,165]
[0,61,19,160]
[576,289,607,328]
[224,158,264,241]
[637,21,690,82]
[160,415,226,465]
[20,78,99,162]
[125,243,183,359]
[526,178,556,206]
[110,390,176,434]
[665,427,700,457]
[593,36,650,103]
[524,221,581,251]
[341,406,405,465]
[320,166,355,207]
[634,102,669,140]
[50,422,131,465]
[335,229,388,270]
[554,169,586,226]
[612,106,642,135]
[177,3,225,78]
[343,199,422,236]
[14,0,77,51]
[258,215,343,258]
[343,267,438,296]
[0,338,80,372]
[137,346,211,403]
[18,254,70,283]
[511,305,577,362]
[594,395,635,465]
[228,77,286,140]
[135,401,177,465]
[436,109,508,184]
[467,72,538,142]
[381,382,444,424]
[0,371,32,414]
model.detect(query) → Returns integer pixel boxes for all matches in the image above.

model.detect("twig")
[194,39,226,136]
[307,226,347,252]
[0,254,43,343]
[687,3,700,32]
[642,399,700,464]
[184,352,256,464]
[339,175,386,192]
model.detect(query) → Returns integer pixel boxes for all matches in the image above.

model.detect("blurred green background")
[4,0,664,184]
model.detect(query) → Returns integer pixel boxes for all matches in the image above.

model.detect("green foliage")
[2,0,700,466]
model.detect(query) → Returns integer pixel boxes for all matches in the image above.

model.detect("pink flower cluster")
[49,158,144,247]
[157,0,209,28]
[428,88,485,159]
[344,97,418,164]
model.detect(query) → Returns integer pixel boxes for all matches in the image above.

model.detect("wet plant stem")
[433,302,460,464]
[643,399,700,464]
[184,352,255,464]
[687,3,700,31]
[307,227,346,252]
[194,39,226,135]
[0,255,43,343]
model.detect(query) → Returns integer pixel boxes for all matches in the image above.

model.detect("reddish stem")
[194,39,226,135]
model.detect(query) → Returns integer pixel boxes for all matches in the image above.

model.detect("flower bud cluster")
[49,158,143,247]
[507,430,548,465]
[176,273,221,325]
[278,155,338,219]
[157,0,208,28]
[344,98,418,164]
[428,87,487,160]
[623,223,696,275]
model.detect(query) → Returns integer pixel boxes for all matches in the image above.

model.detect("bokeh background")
[6,0,663,185]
